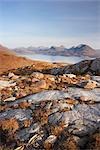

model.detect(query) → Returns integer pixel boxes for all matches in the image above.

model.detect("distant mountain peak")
[74,44,91,49]
[76,44,86,48]
[50,46,56,50]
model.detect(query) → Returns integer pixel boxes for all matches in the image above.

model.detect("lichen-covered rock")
[50,58,100,75]
[0,118,19,133]
[63,74,76,78]
[35,80,47,89]
[0,80,16,90]
[90,58,100,75]
[0,109,32,121]
[44,135,57,149]
[67,87,100,102]
[0,58,100,149]
[31,72,44,79]
[78,80,97,89]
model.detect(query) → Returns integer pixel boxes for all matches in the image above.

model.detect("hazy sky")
[0,0,100,48]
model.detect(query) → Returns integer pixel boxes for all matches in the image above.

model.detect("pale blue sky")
[0,0,100,48]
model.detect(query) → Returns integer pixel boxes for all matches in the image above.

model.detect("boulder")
[90,58,100,75]
[35,80,47,89]
[44,135,57,149]
[63,74,76,78]
[78,80,97,89]
[31,72,44,79]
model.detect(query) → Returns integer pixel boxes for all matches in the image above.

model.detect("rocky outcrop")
[0,58,100,150]
[50,58,100,75]
[0,89,100,149]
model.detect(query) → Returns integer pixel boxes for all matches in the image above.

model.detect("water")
[20,54,92,64]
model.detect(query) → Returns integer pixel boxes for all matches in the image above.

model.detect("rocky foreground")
[0,58,100,150]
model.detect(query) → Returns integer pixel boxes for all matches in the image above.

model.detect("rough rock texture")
[0,58,100,150]
[50,58,100,75]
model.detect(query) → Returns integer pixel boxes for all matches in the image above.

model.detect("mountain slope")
[68,44,96,57]
[0,45,35,74]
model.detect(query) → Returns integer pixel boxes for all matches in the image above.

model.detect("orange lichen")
[90,133,100,150]
[0,118,19,133]
[65,98,77,105]
[0,104,8,112]
[51,122,65,137]
[44,142,52,150]
[18,101,31,109]
[61,137,78,150]
[23,119,31,127]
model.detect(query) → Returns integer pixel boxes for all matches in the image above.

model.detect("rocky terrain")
[13,44,100,58]
[0,58,100,150]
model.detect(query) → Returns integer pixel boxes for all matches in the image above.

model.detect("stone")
[31,72,44,79]
[35,80,47,89]
[31,78,39,83]
[92,76,100,83]
[59,102,74,111]
[45,74,55,82]
[3,96,16,102]
[90,58,100,75]
[48,112,63,125]
[0,109,32,121]
[84,80,97,89]
[77,80,97,89]
[8,72,15,78]
[0,80,16,90]
[63,74,76,78]
[25,90,70,103]
[68,87,100,102]
[44,135,57,149]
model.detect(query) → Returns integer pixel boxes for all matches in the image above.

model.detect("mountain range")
[13,44,100,58]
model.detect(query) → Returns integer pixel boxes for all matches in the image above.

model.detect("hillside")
[0,44,36,73]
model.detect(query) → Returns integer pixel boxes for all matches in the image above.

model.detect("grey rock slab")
[16,128,31,142]
[90,58,100,74]
[67,87,100,102]
[48,103,100,136]
[0,109,32,121]
[6,90,70,106]
[63,103,100,135]
[27,90,70,103]
[91,76,100,83]
[48,111,64,125]
[16,123,41,142]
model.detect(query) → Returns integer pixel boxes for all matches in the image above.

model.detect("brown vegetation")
[0,118,19,133]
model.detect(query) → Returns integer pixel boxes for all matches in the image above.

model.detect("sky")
[0,0,100,49]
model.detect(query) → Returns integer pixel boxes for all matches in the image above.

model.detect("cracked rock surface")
[0,58,100,150]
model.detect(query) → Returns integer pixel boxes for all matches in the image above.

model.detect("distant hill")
[13,44,100,58]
